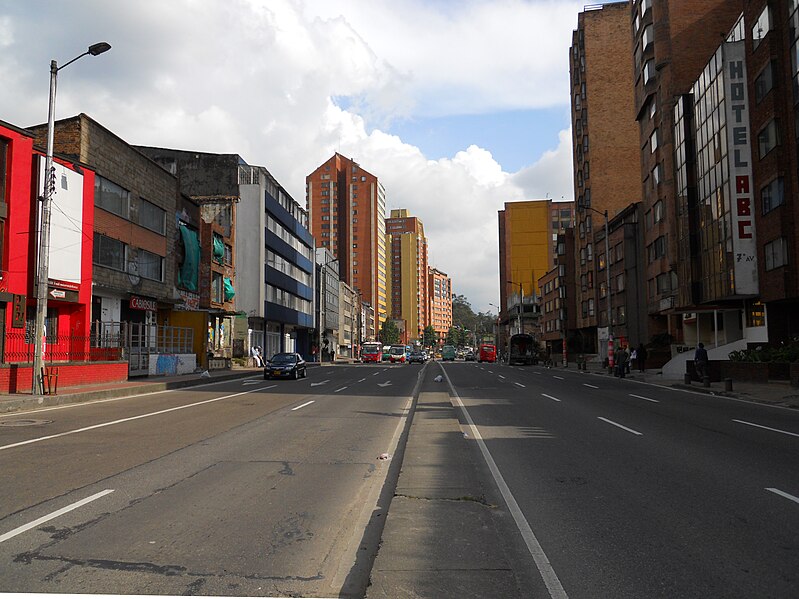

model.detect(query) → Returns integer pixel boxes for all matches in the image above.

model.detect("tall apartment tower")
[570,2,641,353]
[385,209,429,343]
[427,267,452,345]
[306,153,387,327]
[742,0,799,342]
[631,0,742,343]
[497,200,555,350]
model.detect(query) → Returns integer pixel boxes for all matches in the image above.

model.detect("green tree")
[380,320,401,345]
[422,325,438,348]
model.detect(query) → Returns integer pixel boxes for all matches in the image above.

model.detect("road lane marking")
[0,489,114,544]
[488,370,494,374]
[310,380,329,387]
[291,401,315,411]
[0,386,277,453]
[441,367,568,599]
[733,419,799,438]
[766,488,799,505]
[598,417,642,436]
[542,394,561,402]
[498,375,506,379]
[373,372,381,376]
[334,387,348,393]
[630,393,659,403]
[514,382,526,388]
[583,384,599,389]
[553,375,564,380]
[358,378,367,383]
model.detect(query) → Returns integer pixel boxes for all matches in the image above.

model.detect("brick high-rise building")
[631,0,743,344]
[385,209,428,343]
[742,0,799,342]
[570,2,641,354]
[306,153,387,327]
[427,267,452,345]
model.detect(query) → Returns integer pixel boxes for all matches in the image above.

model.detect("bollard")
[684,373,691,385]
[703,375,710,388]
[724,378,733,392]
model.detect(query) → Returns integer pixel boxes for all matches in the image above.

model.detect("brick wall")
[0,362,128,393]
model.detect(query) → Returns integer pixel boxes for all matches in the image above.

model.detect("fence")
[3,322,194,364]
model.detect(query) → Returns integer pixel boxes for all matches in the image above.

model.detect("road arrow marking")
[378,381,392,387]
[311,380,330,387]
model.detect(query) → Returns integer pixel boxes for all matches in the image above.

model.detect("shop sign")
[724,40,758,295]
[130,295,158,311]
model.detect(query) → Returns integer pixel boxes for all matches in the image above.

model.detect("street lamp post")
[32,42,111,395]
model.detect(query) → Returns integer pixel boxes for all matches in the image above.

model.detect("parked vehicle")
[509,334,536,365]
[464,350,476,361]
[478,343,497,363]
[361,341,382,364]
[441,345,457,361]
[389,344,407,363]
[264,352,307,380]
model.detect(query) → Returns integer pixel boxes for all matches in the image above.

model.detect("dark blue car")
[264,352,307,380]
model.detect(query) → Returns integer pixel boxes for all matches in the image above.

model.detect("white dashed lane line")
[630,393,659,403]
[766,488,799,505]
[583,383,599,389]
[291,401,315,411]
[733,419,799,438]
[598,417,642,436]
[542,394,561,402]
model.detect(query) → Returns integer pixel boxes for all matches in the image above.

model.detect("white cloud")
[0,0,580,314]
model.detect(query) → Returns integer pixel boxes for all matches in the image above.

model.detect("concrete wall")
[148,353,196,376]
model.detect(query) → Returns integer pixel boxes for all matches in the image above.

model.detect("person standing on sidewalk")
[615,346,629,378]
[694,342,709,380]
[637,343,647,372]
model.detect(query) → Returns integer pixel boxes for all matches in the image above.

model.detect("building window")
[752,5,772,49]
[94,176,130,218]
[653,200,664,223]
[642,24,654,50]
[650,129,658,153]
[137,248,164,282]
[764,237,788,270]
[758,119,779,158]
[643,59,655,85]
[755,61,775,103]
[138,199,166,235]
[762,177,784,213]
[93,233,126,271]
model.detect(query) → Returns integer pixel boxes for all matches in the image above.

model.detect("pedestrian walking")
[251,345,263,367]
[615,346,628,378]
[630,347,637,374]
[694,342,709,381]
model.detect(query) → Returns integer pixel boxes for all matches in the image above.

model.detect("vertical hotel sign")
[725,40,758,295]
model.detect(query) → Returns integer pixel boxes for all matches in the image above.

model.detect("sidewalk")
[569,361,799,409]
[0,367,263,414]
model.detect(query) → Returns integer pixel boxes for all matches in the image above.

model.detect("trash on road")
[434,375,443,382]
[377,453,392,461]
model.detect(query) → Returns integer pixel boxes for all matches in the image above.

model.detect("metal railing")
[2,322,194,364]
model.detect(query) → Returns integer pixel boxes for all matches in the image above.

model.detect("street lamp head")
[88,42,112,56]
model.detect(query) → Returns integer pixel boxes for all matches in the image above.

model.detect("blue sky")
[378,107,572,173]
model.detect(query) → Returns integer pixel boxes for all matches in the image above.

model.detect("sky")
[0,0,582,314]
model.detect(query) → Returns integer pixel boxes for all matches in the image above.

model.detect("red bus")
[478,343,497,363]
[361,342,382,363]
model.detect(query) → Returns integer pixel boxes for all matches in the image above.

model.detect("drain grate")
[0,419,53,427]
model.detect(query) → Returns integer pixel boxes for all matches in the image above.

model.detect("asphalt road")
[1,360,797,598]
[440,361,799,598]
[0,364,420,598]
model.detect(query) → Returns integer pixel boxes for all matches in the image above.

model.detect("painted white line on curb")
[733,419,799,438]
[291,401,315,411]
[598,417,642,436]
[630,393,659,403]
[542,394,561,402]
[766,488,799,505]
[0,489,114,544]
[583,384,599,389]
[440,366,568,599]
